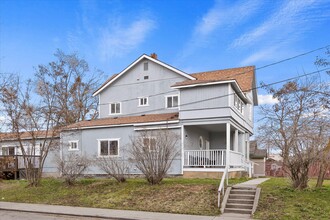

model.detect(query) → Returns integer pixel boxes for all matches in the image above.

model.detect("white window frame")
[143,62,148,71]
[138,97,149,107]
[109,102,121,115]
[97,138,120,157]
[68,140,79,151]
[233,94,244,114]
[143,136,156,151]
[165,95,179,109]
[1,145,16,156]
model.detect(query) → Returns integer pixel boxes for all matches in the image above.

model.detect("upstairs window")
[166,95,179,108]
[110,102,121,115]
[138,97,148,106]
[234,94,244,114]
[69,141,79,151]
[144,62,148,71]
[99,139,119,156]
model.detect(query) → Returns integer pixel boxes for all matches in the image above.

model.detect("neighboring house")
[0,131,59,179]
[249,140,267,177]
[59,53,258,178]
[266,155,285,177]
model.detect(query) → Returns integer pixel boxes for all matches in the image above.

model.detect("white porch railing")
[228,150,245,167]
[184,149,248,168]
[184,150,226,167]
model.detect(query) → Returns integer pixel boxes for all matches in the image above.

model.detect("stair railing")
[217,165,228,207]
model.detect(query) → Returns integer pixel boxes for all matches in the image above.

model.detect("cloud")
[99,18,156,60]
[180,0,261,58]
[240,46,278,66]
[258,94,278,105]
[232,0,330,48]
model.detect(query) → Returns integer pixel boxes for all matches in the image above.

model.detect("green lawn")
[254,178,330,220]
[0,177,248,216]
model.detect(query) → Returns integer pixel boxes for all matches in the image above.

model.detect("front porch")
[182,122,251,176]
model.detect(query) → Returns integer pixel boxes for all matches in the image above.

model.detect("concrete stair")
[224,187,256,214]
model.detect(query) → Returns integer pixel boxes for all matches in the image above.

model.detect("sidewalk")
[0,201,217,220]
[0,178,269,220]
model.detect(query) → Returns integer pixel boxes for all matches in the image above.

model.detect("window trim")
[233,94,244,115]
[109,102,122,115]
[165,95,179,109]
[1,145,16,156]
[143,62,148,71]
[68,140,79,151]
[142,136,157,151]
[97,138,120,157]
[138,97,149,107]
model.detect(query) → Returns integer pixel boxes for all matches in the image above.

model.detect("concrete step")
[230,189,256,195]
[229,194,255,200]
[226,203,253,210]
[227,198,254,205]
[224,207,252,214]
[232,186,256,190]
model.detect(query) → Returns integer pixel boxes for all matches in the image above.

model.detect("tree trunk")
[316,162,329,188]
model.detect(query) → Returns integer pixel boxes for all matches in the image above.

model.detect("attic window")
[144,62,148,71]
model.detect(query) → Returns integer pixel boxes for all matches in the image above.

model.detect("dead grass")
[0,177,249,216]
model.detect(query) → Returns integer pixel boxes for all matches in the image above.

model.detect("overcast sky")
[1,0,330,114]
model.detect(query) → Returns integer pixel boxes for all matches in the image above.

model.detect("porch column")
[246,134,250,161]
[242,132,246,157]
[234,129,238,152]
[226,123,231,167]
[181,125,184,175]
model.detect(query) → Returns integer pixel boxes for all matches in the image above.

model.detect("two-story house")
[61,53,258,178]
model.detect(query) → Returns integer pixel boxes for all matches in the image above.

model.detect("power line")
[98,67,330,117]
[97,44,330,107]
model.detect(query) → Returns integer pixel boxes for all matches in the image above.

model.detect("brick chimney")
[150,53,158,59]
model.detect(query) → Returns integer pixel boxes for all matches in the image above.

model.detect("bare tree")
[35,49,103,126]
[258,77,330,189]
[129,129,180,185]
[97,157,128,182]
[314,48,330,187]
[56,153,91,185]
[0,76,60,186]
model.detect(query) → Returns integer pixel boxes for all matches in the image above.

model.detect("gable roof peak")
[93,54,195,96]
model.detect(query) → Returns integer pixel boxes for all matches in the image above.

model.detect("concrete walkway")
[0,178,270,220]
[234,178,270,188]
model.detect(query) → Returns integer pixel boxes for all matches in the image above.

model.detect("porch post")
[234,129,238,152]
[246,134,250,161]
[181,125,184,175]
[242,132,246,158]
[226,123,231,167]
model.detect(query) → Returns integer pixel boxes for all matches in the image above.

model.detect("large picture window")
[166,95,179,108]
[109,102,121,115]
[99,139,119,156]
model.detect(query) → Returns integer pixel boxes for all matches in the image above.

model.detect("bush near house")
[255,178,330,220]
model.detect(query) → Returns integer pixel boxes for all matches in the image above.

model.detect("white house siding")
[61,126,182,175]
[99,58,188,118]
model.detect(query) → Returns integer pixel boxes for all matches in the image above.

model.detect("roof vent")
[150,53,157,59]
[141,114,145,116]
